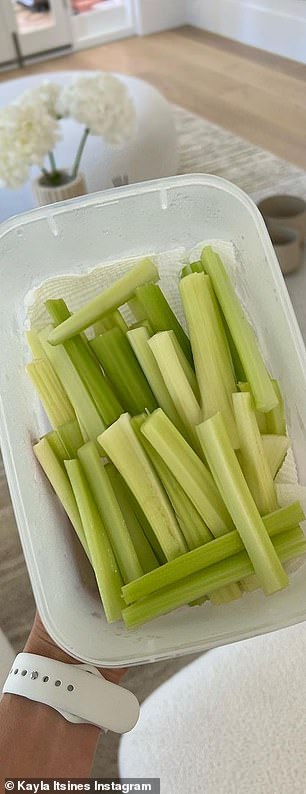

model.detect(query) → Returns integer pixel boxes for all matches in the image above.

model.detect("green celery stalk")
[46,298,122,426]
[65,459,123,622]
[180,264,192,278]
[122,529,305,627]
[129,319,153,335]
[179,272,239,449]
[266,380,286,434]
[135,283,193,365]
[48,258,159,345]
[126,326,186,435]
[26,329,47,359]
[45,430,68,464]
[197,412,288,595]
[238,382,268,433]
[34,438,89,558]
[233,391,278,515]
[105,462,159,574]
[148,331,203,454]
[210,584,242,605]
[122,501,303,603]
[169,330,200,401]
[190,261,204,273]
[93,309,128,336]
[56,418,84,458]
[115,475,167,565]
[261,435,290,479]
[201,246,278,412]
[98,413,187,561]
[26,359,75,429]
[91,327,157,415]
[39,326,105,444]
[141,409,234,537]
[128,296,147,323]
[131,414,213,549]
[77,442,143,583]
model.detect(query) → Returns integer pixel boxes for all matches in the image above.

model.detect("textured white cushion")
[120,623,306,794]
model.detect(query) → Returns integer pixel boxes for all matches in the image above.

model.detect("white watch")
[2,653,139,734]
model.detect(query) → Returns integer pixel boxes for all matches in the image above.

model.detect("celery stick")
[128,296,147,323]
[65,459,123,622]
[45,430,67,464]
[123,530,305,627]
[135,283,193,365]
[233,391,278,515]
[39,326,105,444]
[148,331,203,454]
[78,442,143,583]
[210,584,242,605]
[26,329,46,359]
[127,326,186,435]
[169,331,200,401]
[34,438,89,558]
[57,418,84,458]
[180,264,192,278]
[179,272,239,449]
[190,261,204,273]
[197,412,288,595]
[141,409,234,537]
[115,477,167,565]
[122,502,302,603]
[99,413,187,560]
[266,380,286,435]
[201,247,278,412]
[105,462,159,574]
[91,327,157,415]
[49,259,159,345]
[131,414,213,549]
[238,382,267,434]
[46,299,122,426]
[93,309,128,336]
[26,359,75,429]
[262,435,290,479]
[129,319,153,335]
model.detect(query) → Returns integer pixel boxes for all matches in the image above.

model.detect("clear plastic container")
[1,173,306,667]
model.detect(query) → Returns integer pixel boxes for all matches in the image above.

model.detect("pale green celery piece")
[210,584,242,605]
[105,462,159,574]
[180,264,192,278]
[169,331,200,401]
[141,408,234,537]
[266,380,286,435]
[34,438,89,559]
[117,477,167,566]
[128,296,147,323]
[122,529,305,627]
[197,412,288,595]
[48,259,159,345]
[189,595,208,607]
[99,413,187,561]
[126,326,186,436]
[241,575,260,592]
[91,327,157,415]
[201,246,278,412]
[78,442,143,583]
[94,309,128,336]
[57,418,84,458]
[26,330,46,359]
[26,359,75,429]
[131,414,213,550]
[190,261,204,273]
[39,326,105,444]
[122,502,302,603]
[262,435,290,479]
[233,391,278,515]
[45,430,67,464]
[46,298,122,426]
[148,331,203,454]
[65,459,123,622]
[179,272,239,449]
[238,382,268,434]
[135,283,193,365]
[129,319,153,335]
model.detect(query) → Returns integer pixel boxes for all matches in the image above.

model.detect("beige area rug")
[1,105,306,777]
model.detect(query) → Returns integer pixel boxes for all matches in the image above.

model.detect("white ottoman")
[120,623,306,794]
[0,71,178,222]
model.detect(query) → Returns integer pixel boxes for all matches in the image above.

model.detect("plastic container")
[1,173,306,668]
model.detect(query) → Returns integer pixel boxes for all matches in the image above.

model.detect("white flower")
[56,73,136,146]
[19,81,61,118]
[0,100,60,189]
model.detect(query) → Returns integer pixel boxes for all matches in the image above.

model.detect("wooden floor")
[2,25,306,168]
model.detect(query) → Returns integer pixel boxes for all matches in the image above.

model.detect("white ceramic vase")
[32,171,86,207]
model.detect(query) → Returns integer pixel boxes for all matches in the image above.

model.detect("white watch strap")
[2,653,139,734]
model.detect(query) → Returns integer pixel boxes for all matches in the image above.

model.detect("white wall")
[187,0,306,63]
[134,0,186,35]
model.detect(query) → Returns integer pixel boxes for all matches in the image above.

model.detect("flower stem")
[48,151,57,174]
[72,127,89,180]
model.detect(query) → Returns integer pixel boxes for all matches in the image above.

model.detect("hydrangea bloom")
[56,73,136,145]
[20,81,61,118]
[0,100,60,189]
